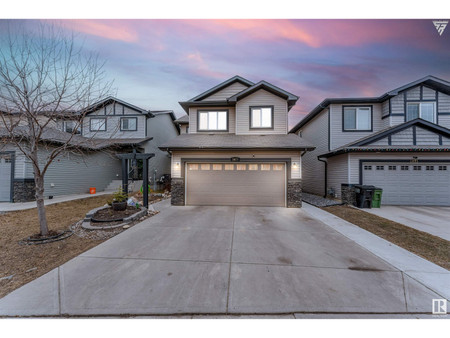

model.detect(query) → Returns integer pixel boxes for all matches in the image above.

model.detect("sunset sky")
[2,19,450,128]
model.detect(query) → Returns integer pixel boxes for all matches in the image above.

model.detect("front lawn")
[323,205,450,270]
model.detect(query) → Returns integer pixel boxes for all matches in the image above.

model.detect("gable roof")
[179,76,299,113]
[290,75,450,133]
[318,118,450,158]
[188,75,254,102]
[174,115,189,124]
[83,96,152,116]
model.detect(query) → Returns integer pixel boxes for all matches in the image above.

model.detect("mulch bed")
[92,206,141,222]
[323,205,450,270]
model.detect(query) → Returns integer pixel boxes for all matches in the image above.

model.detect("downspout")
[318,156,327,198]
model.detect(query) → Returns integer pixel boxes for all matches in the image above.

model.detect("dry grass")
[323,205,450,270]
[0,194,114,299]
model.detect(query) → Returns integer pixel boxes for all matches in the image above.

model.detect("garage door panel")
[186,163,285,207]
[363,162,450,206]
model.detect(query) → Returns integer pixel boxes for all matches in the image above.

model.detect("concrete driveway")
[0,201,445,316]
[364,206,450,241]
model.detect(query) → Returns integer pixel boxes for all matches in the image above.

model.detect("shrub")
[112,187,128,203]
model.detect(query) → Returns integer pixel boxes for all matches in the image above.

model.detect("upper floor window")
[120,117,137,131]
[406,102,435,123]
[198,110,227,131]
[63,121,81,134]
[343,106,372,131]
[250,106,273,129]
[90,118,106,131]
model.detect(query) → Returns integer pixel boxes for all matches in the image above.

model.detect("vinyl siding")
[442,136,450,145]
[188,107,236,134]
[144,113,179,179]
[0,143,29,178]
[406,86,421,100]
[235,89,288,135]
[423,86,436,100]
[171,150,301,180]
[348,152,449,184]
[391,92,405,115]
[371,138,389,146]
[298,109,328,196]
[327,153,349,197]
[330,103,383,149]
[382,100,389,117]
[82,114,146,139]
[41,148,121,197]
[415,127,440,145]
[391,128,413,145]
[201,82,249,101]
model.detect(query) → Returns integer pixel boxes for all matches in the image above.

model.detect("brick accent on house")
[287,179,302,208]
[13,179,36,202]
[341,184,356,206]
[171,177,185,206]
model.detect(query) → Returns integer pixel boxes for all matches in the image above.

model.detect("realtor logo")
[433,20,448,36]
[432,299,447,314]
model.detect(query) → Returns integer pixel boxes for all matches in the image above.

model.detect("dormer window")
[250,106,273,129]
[343,106,372,131]
[406,102,435,123]
[198,110,228,131]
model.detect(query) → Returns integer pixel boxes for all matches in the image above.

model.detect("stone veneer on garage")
[171,177,303,208]
[171,178,185,206]
[341,184,357,206]
[13,179,36,202]
[287,179,302,208]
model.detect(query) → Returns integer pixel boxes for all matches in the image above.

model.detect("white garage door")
[0,153,13,202]
[186,162,286,206]
[362,162,450,206]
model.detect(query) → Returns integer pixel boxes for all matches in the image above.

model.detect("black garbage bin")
[354,185,376,208]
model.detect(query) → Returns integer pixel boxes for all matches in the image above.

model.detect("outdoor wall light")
[292,162,299,169]
[175,162,180,168]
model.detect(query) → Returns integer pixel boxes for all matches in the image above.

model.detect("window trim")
[120,117,138,132]
[406,102,436,123]
[249,105,274,130]
[342,105,373,132]
[63,120,81,134]
[89,117,107,132]
[197,109,229,132]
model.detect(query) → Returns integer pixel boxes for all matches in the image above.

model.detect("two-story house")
[290,76,450,206]
[0,97,179,202]
[160,76,314,208]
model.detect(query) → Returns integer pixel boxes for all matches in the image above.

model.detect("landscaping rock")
[302,192,342,207]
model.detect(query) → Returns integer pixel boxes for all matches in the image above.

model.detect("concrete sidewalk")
[0,202,448,317]
[362,206,450,241]
[0,191,111,212]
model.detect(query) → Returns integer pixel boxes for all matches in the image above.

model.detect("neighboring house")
[0,97,179,202]
[290,75,450,206]
[159,76,314,208]
[174,115,189,134]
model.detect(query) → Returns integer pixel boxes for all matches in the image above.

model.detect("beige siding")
[390,92,404,115]
[330,103,383,149]
[201,82,248,101]
[235,89,288,135]
[327,153,349,197]
[349,152,449,184]
[406,86,421,100]
[171,150,301,180]
[391,128,413,145]
[416,127,440,145]
[298,109,328,196]
[188,107,235,134]
[179,125,188,134]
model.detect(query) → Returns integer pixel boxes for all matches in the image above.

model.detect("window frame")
[120,117,138,132]
[197,110,229,132]
[89,117,107,132]
[406,102,436,123]
[63,120,81,134]
[249,106,274,130]
[342,105,373,132]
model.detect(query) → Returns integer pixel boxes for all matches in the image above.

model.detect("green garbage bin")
[371,188,383,208]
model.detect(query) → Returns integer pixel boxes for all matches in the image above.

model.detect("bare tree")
[0,23,113,236]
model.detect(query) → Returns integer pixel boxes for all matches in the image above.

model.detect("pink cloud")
[183,51,226,79]
[51,19,139,43]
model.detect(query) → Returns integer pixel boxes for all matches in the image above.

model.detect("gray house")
[290,76,450,206]
[160,76,314,208]
[0,97,179,202]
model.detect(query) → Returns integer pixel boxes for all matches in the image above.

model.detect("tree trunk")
[34,173,49,236]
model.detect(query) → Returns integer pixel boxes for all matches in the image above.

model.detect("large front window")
[90,118,106,131]
[407,102,435,123]
[250,106,273,128]
[198,110,227,131]
[343,106,372,131]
